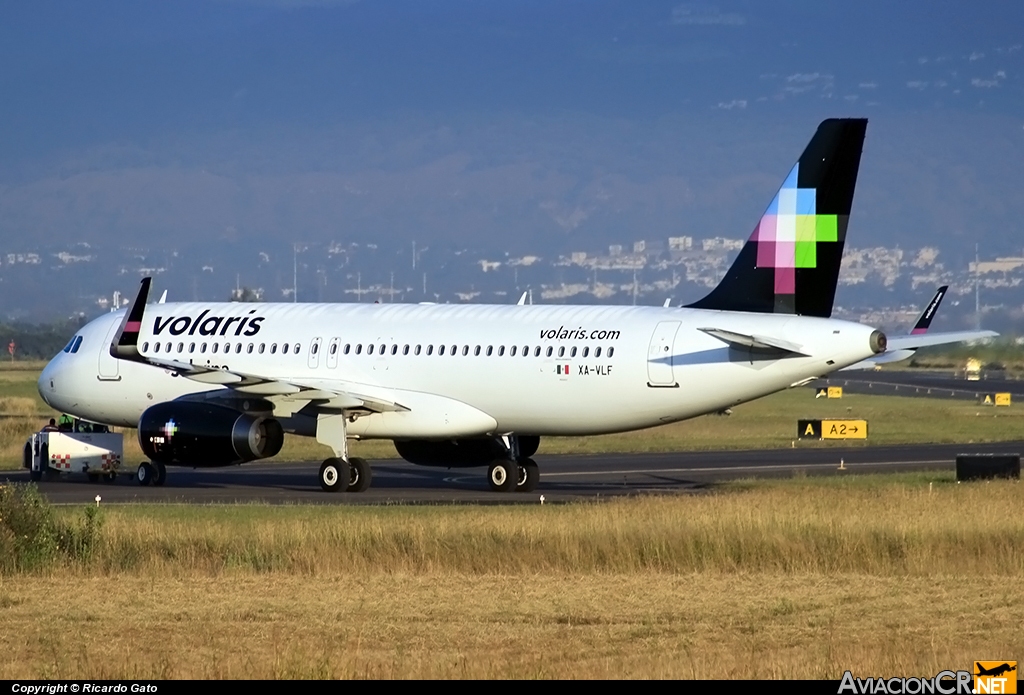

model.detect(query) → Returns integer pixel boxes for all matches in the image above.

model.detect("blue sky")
[1,1,1022,259]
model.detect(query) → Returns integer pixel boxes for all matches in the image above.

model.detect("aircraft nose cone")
[38,358,61,409]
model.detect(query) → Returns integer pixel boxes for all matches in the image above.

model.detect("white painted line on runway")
[540,459,951,477]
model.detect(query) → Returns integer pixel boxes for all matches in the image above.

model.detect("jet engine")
[395,435,539,467]
[139,402,284,466]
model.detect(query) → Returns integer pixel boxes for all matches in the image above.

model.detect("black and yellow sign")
[981,393,1012,406]
[814,386,843,399]
[798,419,868,440]
[974,661,1017,693]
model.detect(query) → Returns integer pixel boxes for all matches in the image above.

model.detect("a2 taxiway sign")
[798,419,868,440]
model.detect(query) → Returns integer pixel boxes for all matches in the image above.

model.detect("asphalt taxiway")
[813,369,1024,400]
[4,440,1022,505]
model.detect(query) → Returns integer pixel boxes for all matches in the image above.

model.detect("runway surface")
[4,440,1022,505]
[813,369,1024,400]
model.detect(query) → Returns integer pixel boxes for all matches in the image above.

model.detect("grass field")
[1,473,1023,678]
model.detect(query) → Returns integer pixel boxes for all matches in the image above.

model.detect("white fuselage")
[39,301,880,439]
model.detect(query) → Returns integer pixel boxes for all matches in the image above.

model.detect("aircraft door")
[647,321,679,387]
[326,337,340,369]
[308,337,323,369]
[98,320,121,381]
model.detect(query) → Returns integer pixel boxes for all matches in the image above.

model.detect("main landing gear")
[487,436,541,493]
[318,456,372,493]
[136,461,167,487]
[315,413,373,493]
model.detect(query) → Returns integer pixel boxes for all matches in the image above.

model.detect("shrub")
[0,483,103,573]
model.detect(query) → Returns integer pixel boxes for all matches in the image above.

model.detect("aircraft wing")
[884,330,998,352]
[841,330,998,370]
[109,278,409,415]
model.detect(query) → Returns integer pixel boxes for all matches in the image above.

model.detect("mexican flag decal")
[555,364,570,375]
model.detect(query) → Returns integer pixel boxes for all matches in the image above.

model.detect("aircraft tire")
[347,457,372,493]
[319,457,349,492]
[153,462,167,487]
[103,471,117,484]
[487,460,518,492]
[87,473,100,484]
[137,462,154,486]
[516,458,540,493]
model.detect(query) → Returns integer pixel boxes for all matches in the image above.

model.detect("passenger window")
[283,343,290,354]
[153,342,160,353]
[258,344,265,354]
[438,345,445,356]
[177,343,184,353]
[235,343,242,354]
[570,347,576,358]
[533,346,540,357]
[271,344,277,354]
[403,345,409,355]
[165,342,172,353]
[355,344,362,355]
[546,347,553,357]
[343,344,350,355]
[391,345,398,355]
[474,346,481,356]
[557,347,565,358]
[189,343,195,353]
[486,346,493,356]
[211,343,218,354]
[330,343,337,355]
[201,343,207,354]
[450,345,456,356]
[312,343,319,355]
[294,343,300,354]
[247,343,254,354]
[427,345,433,355]
[608,347,615,357]
[142,342,150,352]
[595,347,602,358]
[223,342,230,353]
[497,346,504,356]
[583,347,589,357]
[510,346,516,357]
[367,344,374,354]
[414,345,421,355]
[379,344,386,355]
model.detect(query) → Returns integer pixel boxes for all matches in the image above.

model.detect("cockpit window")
[62,337,75,353]
[70,336,83,353]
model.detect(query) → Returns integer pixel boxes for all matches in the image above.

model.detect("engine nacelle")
[139,402,284,467]
[395,436,540,468]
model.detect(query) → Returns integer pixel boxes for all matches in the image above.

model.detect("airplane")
[36,118,992,494]
[841,285,996,370]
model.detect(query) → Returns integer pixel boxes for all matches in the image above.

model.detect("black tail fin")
[686,118,867,317]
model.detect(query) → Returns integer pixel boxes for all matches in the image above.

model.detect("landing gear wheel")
[103,471,117,484]
[87,473,100,484]
[488,460,518,492]
[153,461,167,487]
[516,458,540,493]
[319,457,350,492]
[137,462,154,486]
[346,457,372,493]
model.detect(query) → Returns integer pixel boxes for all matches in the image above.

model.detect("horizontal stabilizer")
[698,327,808,356]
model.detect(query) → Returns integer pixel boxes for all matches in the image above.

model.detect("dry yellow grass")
[1,476,1023,678]
[2,573,1020,679]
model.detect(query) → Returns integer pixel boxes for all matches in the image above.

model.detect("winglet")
[910,285,947,335]
[110,277,151,360]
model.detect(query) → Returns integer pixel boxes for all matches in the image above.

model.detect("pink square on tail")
[774,267,796,294]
